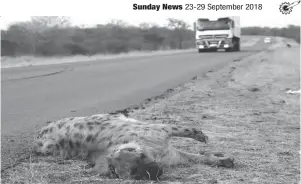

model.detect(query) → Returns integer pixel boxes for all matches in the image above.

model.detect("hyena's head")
[33,139,58,155]
[107,141,163,181]
[33,122,60,155]
[33,125,58,155]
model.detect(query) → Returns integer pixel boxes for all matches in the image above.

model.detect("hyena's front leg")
[91,155,111,176]
[178,149,235,168]
[162,146,234,168]
[166,125,209,143]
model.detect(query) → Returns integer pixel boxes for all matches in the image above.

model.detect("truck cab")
[194,16,241,52]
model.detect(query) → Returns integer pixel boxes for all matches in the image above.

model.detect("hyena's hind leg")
[90,154,111,177]
[165,125,209,143]
[161,145,234,168]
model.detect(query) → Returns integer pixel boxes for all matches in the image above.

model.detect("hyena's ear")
[106,155,114,164]
[46,120,52,125]
[140,153,147,159]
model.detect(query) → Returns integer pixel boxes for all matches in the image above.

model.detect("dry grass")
[131,45,300,184]
[1,49,196,69]
[1,43,300,184]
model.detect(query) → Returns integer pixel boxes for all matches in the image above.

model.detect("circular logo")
[279,2,293,14]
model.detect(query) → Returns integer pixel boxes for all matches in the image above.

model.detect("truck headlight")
[196,41,205,45]
[224,39,232,44]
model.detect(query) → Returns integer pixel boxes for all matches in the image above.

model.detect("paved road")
[1,38,269,170]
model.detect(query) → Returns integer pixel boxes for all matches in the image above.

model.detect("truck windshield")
[197,20,230,31]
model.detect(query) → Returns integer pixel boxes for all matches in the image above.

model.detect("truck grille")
[199,34,228,39]
[215,34,228,38]
[208,41,219,45]
[200,35,214,39]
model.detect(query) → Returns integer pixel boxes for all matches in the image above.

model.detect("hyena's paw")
[91,155,111,177]
[199,151,224,157]
[91,165,110,177]
[82,163,95,169]
[215,156,235,168]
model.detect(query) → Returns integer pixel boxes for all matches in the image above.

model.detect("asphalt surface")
[1,38,269,170]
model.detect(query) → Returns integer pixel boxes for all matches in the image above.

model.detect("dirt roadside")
[1,41,300,184]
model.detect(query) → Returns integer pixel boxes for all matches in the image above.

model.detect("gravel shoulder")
[1,42,300,184]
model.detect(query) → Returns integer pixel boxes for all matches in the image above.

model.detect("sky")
[0,0,300,29]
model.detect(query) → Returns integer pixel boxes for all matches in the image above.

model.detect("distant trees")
[1,16,194,56]
[1,16,73,56]
[1,16,300,57]
[167,18,191,49]
[241,25,300,43]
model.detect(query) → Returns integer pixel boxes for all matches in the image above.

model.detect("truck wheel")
[233,39,240,52]
[225,48,232,52]
[198,49,203,53]
[237,41,240,51]
[233,40,238,52]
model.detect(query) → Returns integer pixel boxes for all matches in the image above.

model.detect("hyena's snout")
[195,132,209,144]
[201,134,208,144]
[32,140,56,155]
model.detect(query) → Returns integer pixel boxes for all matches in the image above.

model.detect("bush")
[242,25,300,43]
[1,17,195,56]
[1,39,18,56]
[63,43,89,55]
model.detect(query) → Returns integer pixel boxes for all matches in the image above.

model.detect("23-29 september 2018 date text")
[185,4,262,11]
[132,3,263,11]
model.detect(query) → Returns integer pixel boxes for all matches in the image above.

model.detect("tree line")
[241,25,300,43]
[1,16,300,56]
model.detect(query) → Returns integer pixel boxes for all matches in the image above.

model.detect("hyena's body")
[34,114,234,180]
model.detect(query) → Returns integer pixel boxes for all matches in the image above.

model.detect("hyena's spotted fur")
[34,114,234,180]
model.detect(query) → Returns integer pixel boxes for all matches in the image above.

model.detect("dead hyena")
[33,114,234,180]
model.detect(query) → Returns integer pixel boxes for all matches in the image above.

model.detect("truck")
[194,16,241,53]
